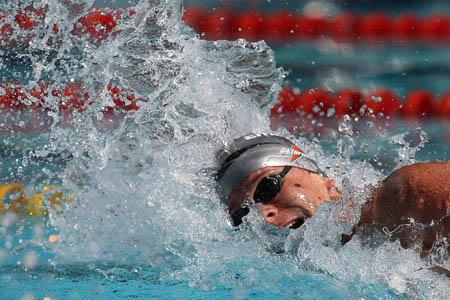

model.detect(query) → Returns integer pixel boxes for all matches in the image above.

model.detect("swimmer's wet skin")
[358,162,450,254]
[216,134,450,275]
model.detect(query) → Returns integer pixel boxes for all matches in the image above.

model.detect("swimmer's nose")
[260,205,281,226]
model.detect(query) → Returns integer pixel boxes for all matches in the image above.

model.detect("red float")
[0,83,16,109]
[205,9,236,40]
[334,89,364,117]
[421,14,450,44]
[231,12,267,41]
[277,87,300,112]
[297,15,329,40]
[393,13,421,43]
[14,5,46,31]
[1,83,33,109]
[265,11,297,42]
[364,90,400,117]
[29,83,49,108]
[402,90,435,118]
[438,93,450,118]
[298,88,334,116]
[74,10,120,40]
[330,12,360,43]
[59,83,89,112]
[107,83,140,111]
[359,12,393,43]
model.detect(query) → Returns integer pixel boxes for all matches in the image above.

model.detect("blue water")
[0,222,406,300]
[1,263,405,300]
[0,1,449,300]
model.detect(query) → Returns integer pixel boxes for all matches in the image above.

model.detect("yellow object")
[0,183,72,216]
[0,183,24,214]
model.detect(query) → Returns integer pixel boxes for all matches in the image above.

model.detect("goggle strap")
[278,166,293,178]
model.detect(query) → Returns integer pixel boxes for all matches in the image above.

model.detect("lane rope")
[1,82,449,123]
[271,87,450,119]
[182,7,450,45]
[1,6,450,45]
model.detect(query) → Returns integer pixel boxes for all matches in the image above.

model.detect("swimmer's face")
[228,167,341,228]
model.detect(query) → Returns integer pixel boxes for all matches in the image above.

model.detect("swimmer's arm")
[428,265,450,278]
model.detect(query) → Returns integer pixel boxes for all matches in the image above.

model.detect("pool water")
[0,0,449,299]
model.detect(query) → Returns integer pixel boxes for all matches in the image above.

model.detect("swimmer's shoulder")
[385,162,450,192]
[381,162,450,221]
[390,162,450,179]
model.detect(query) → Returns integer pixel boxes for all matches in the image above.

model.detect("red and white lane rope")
[271,87,450,119]
[0,5,132,43]
[0,82,140,112]
[1,82,449,119]
[0,82,448,134]
[1,6,450,45]
[182,7,450,44]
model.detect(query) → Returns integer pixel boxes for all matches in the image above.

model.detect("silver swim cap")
[216,133,325,204]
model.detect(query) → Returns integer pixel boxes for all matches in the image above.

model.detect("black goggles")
[253,166,292,204]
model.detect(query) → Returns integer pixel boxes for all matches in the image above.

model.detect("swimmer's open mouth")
[287,218,305,229]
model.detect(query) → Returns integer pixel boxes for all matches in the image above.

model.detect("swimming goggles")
[253,166,292,204]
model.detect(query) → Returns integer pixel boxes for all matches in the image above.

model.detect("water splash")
[37,0,282,266]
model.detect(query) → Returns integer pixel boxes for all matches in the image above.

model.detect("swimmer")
[216,134,450,264]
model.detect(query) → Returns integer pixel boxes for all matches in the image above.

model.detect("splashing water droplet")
[371,96,382,103]
[343,114,351,122]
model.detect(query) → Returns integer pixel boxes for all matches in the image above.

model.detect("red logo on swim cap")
[290,145,304,162]
[279,145,304,162]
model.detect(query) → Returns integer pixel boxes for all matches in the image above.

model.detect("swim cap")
[216,133,325,204]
